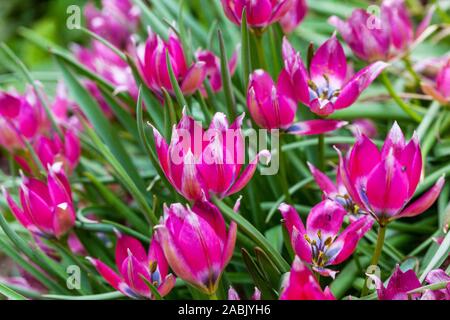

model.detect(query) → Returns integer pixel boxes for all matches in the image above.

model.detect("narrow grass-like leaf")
[218,30,236,119]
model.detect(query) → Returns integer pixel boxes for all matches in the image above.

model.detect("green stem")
[317,133,325,171]
[209,293,218,300]
[403,56,421,87]
[379,72,422,123]
[254,32,267,70]
[278,135,292,203]
[361,224,387,296]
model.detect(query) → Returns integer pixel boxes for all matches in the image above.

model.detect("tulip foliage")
[0,0,449,301]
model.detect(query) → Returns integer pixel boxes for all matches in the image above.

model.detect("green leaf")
[420,231,450,282]
[218,29,237,119]
[240,9,251,88]
[0,282,27,300]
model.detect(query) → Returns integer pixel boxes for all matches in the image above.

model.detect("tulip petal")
[115,235,148,272]
[310,36,347,89]
[395,176,445,220]
[307,162,338,197]
[306,200,346,239]
[88,258,135,298]
[181,61,207,95]
[0,92,21,118]
[286,119,347,135]
[334,61,388,110]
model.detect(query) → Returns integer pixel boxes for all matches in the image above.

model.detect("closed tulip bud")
[136,29,207,97]
[155,202,237,295]
[221,0,294,29]
[3,163,76,238]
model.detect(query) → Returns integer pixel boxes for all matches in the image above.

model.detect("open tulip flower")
[368,265,450,300]
[280,36,388,116]
[3,163,75,239]
[155,202,237,295]
[247,69,348,133]
[329,0,433,62]
[152,110,270,202]
[136,28,207,97]
[280,256,335,300]
[221,0,294,30]
[337,122,445,225]
[89,234,176,299]
[422,59,450,105]
[280,200,373,277]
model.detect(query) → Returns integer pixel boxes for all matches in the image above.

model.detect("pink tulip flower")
[422,59,450,105]
[89,234,175,299]
[136,29,207,97]
[0,91,39,151]
[84,0,139,49]
[155,202,237,295]
[152,110,270,202]
[279,0,308,34]
[329,0,434,62]
[368,265,422,300]
[337,122,445,225]
[421,269,450,300]
[34,130,81,174]
[247,69,348,133]
[221,0,294,29]
[280,36,388,116]
[280,200,373,277]
[195,48,238,93]
[3,163,76,238]
[280,256,335,300]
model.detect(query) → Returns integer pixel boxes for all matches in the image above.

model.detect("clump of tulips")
[0,0,448,302]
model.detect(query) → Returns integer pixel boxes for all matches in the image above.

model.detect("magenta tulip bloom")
[195,48,238,93]
[280,200,373,277]
[136,29,207,97]
[0,92,39,151]
[34,130,81,174]
[281,36,388,116]
[369,265,422,300]
[72,41,138,102]
[247,69,347,133]
[280,257,335,300]
[152,110,269,202]
[369,266,450,300]
[337,122,445,224]
[279,0,308,34]
[155,202,237,295]
[221,0,294,29]
[3,163,75,238]
[422,59,450,105]
[329,0,433,62]
[89,235,175,299]
[84,0,139,49]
